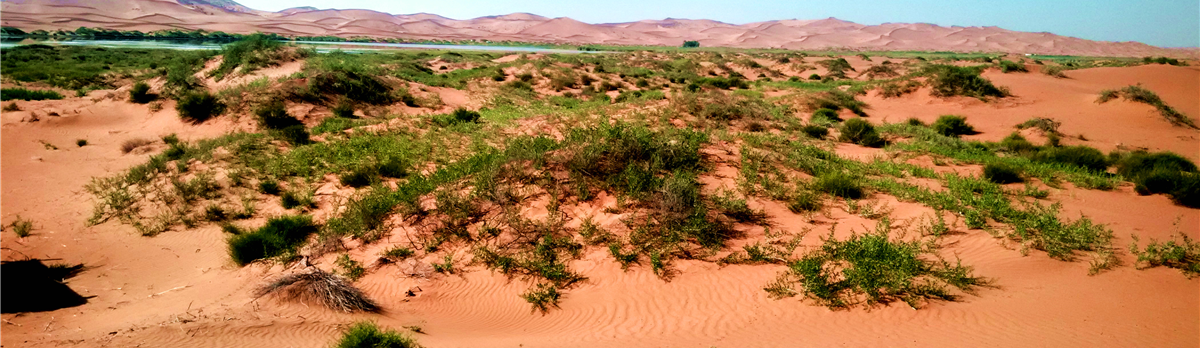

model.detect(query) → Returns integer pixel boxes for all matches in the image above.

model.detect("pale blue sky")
[237,0,1199,47]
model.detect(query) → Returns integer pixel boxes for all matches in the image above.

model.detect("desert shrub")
[998,60,1027,73]
[614,90,666,103]
[999,133,1039,154]
[1,87,64,101]
[788,190,823,213]
[254,100,302,129]
[923,65,1008,99]
[1016,117,1061,135]
[983,163,1023,184]
[931,115,977,137]
[76,139,88,147]
[837,118,885,147]
[879,80,920,98]
[333,322,420,348]
[128,82,155,103]
[382,246,415,260]
[1113,151,1200,207]
[766,221,985,309]
[275,125,310,146]
[801,124,828,139]
[281,189,314,209]
[811,108,841,123]
[378,157,408,178]
[1031,146,1109,172]
[120,138,154,154]
[176,91,225,123]
[258,179,281,195]
[802,90,867,116]
[905,118,926,126]
[228,215,317,265]
[332,99,356,118]
[257,269,379,313]
[306,64,393,104]
[862,64,897,79]
[2,102,19,111]
[677,91,770,121]
[1130,233,1200,278]
[1143,56,1185,66]
[814,172,864,199]
[336,254,366,281]
[808,73,821,80]
[1043,65,1067,78]
[433,108,481,126]
[1096,85,1196,128]
[340,164,378,188]
[8,215,33,237]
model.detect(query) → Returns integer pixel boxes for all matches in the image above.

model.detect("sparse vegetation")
[333,321,421,348]
[8,216,34,237]
[176,91,225,123]
[1130,232,1200,278]
[1,87,64,101]
[228,215,317,266]
[1096,85,1196,128]
[923,65,1008,99]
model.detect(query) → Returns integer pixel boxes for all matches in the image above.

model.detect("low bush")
[228,215,317,265]
[275,125,310,146]
[923,65,1008,99]
[802,90,867,116]
[837,118,885,148]
[1114,151,1200,207]
[1096,85,1196,128]
[1043,65,1067,78]
[333,322,421,348]
[1031,146,1109,172]
[1,87,64,101]
[176,91,225,123]
[800,124,829,139]
[129,82,156,103]
[258,179,281,195]
[332,99,356,118]
[254,100,302,129]
[983,163,1023,184]
[999,133,1039,154]
[998,60,1027,73]
[1130,233,1200,278]
[433,108,481,126]
[2,102,19,111]
[931,115,977,137]
[811,108,841,123]
[814,172,865,199]
[766,221,985,309]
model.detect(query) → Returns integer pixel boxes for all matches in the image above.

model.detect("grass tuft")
[332,322,421,348]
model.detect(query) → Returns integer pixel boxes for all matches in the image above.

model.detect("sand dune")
[2,0,1196,57]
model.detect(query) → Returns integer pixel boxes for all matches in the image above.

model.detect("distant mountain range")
[1,0,1193,57]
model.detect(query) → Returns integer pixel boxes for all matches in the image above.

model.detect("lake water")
[0,39,602,54]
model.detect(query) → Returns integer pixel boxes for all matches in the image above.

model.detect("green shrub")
[803,91,867,117]
[1114,151,1200,207]
[1043,65,1067,78]
[336,254,366,281]
[281,189,314,209]
[983,163,1023,184]
[8,215,33,237]
[1,87,64,101]
[1096,85,1196,128]
[998,60,1027,73]
[808,73,821,80]
[931,115,977,137]
[1031,146,1109,172]
[228,215,317,266]
[340,164,377,188]
[176,91,225,123]
[129,82,155,103]
[76,139,88,147]
[306,64,393,104]
[333,322,421,348]
[999,133,1039,154]
[905,118,926,126]
[811,108,841,123]
[259,179,280,195]
[801,124,829,139]
[923,65,1008,99]
[275,125,310,146]
[2,102,18,111]
[1130,233,1200,278]
[255,100,302,130]
[332,99,356,118]
[378,157,408,178]
[814,172,864,199]
[210,34,283,81]
[767,221,985,309]
[837,118,885,148]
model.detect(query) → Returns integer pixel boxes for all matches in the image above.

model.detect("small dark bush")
[905,118,926,126]
[340,165,378,188]
[258,179,280,195]
[837,118,885,148]
[1031,146,1109,172]
[801,124,828,139]
[983,163,1023,184]
[129,82,156,103]
[255,100,302,129]
[228,215,317,266]
[378,157,407,178]
[332,99,356,118]
[999,133,1039,154]
[176,91,224,123]
[808,73,821,80]
[1114,151,1200,207]
[931,115,978,137]
[276,125,310,146]
[76,139,88,147]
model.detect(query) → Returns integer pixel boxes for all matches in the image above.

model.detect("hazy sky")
[235,0,1199,47]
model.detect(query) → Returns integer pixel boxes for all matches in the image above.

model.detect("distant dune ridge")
[1,0,1194,57]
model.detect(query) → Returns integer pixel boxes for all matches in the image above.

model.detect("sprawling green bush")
[931,115,977,137]
[1031,146,1109,172]
[175,91,225,123]
[837,118,885,148]
[923,65,1008,99]
[128,82,155,103]
[983,163,1023,184]
[228,215,318,265]
[1,87,64,101]
[333,322,421,348]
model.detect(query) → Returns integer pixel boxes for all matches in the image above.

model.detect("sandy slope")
[2,0,1197,57]
[1,64,1198,347]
